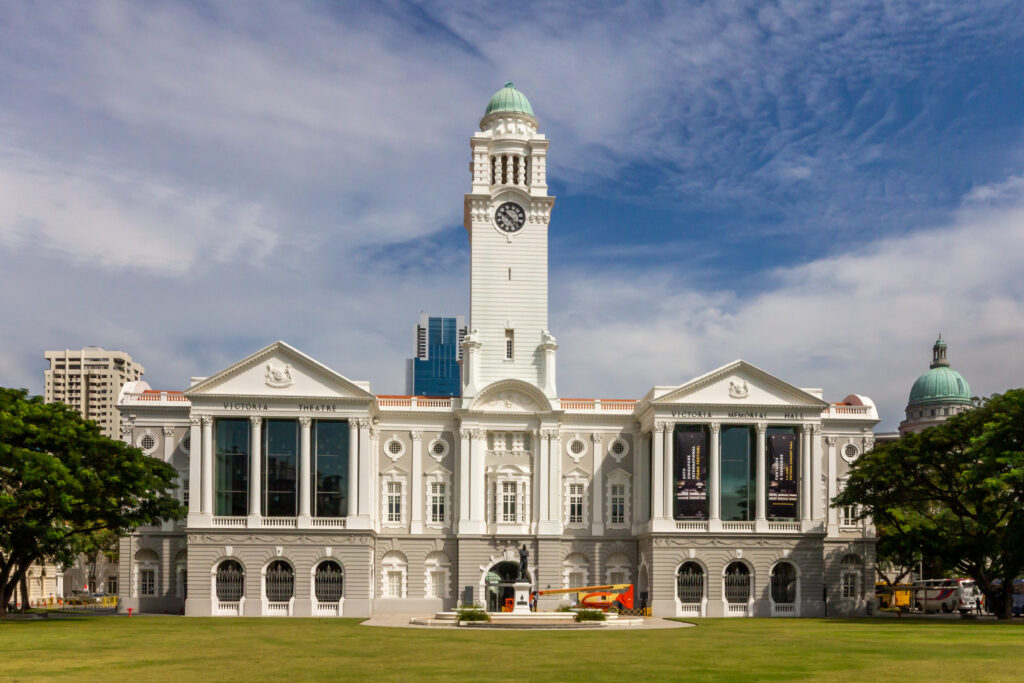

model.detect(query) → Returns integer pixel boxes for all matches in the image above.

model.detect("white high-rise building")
[118,83,879,619]
[44,346,145,438]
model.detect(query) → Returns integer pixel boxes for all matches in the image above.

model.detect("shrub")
[456,605,490,622]
[575,609,606,622]
[555,605,576,612]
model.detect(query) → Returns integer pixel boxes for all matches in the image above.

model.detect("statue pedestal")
[511,581,532,614]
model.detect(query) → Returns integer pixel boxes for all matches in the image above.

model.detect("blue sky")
[1,1,1023,430]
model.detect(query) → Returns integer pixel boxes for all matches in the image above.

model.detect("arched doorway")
[484,561,527,613]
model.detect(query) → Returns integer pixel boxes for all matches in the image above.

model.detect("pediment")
[654,360,828,408]
[184,341,374,400]
[470,380,552,413]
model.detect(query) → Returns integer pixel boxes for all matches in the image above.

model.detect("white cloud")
[554,197,1024,430]
[0,143,279,274]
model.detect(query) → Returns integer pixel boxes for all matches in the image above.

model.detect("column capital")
[810,423,821,434]
[162,426,175,437]
[590,432,604,444]
[825,436,837,447]
[249,415,262,427]
[756,422,767,434]
[190,415,202,426]
[540,429,559,440]
[653,421,670,433]
[471,428,486,440]
[298,416,312,427]
[459,428,472,440]
[410,430,423,441]
[200,415,213,426]
[356,418,371,429]
[120,423,133,437]
[710,422,721,435]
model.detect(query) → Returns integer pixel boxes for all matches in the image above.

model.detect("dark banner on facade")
[674,430,707,519]
[767,433,798,519]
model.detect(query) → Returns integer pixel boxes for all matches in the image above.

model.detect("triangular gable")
[184,340,374,400]
[654,360,828,408]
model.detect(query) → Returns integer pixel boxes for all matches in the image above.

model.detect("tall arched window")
[676,562,704,604]
[265,560,294,602]
[216,560,244,602]
[424,552,451,599]
[724,562,751,604]
[771,562,797,603]
[381,551,408,598]
[314,560,344,603]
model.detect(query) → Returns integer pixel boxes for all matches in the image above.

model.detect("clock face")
[494,202,526,233]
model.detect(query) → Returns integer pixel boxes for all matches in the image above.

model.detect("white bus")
[914,579,981,614]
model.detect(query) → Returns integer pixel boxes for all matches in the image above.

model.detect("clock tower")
[462,82,557,399]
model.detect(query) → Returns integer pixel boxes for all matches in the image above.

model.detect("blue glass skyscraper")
[405,314,466,397]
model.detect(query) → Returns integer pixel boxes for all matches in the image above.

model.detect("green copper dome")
[908,336,971,406]
[484,81,534,118]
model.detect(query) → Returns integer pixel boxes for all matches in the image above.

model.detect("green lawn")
[2,616,1022,681]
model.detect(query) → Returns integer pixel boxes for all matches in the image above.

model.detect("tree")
[0,388,184,617]
[77,529,120,594]
[835,389,1024,619]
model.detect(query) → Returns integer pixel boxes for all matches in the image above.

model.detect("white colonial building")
[117,83,878,618]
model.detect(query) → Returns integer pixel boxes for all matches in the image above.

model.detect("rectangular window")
[429,482,446,524]
[610,570,627,585]
[387,482,402,523]
[505,329,514,360]
[386,571,402,598]
[315,421,349,517]
[568,483,584,524]
[182,479,189,506]
[842,573,857,598]
[428,571,444,598]
[215,419,249,516]
[610,484,626,525]
[501,481,517,522]
[263,420,298,517]
[720,426,755,521]
[140,569,155,596]
[841,505,857,526]
[107,575,118,595]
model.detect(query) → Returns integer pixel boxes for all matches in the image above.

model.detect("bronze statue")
[519,544,529,581]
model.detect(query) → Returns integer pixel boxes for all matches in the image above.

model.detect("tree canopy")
[835,389,1024,619]
[0,387,184,616]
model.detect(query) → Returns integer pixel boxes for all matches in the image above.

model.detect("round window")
[431,440,448,457]
[609,439,628,457]
[139,434,157,452]
[387,440,403,456]
[569,439,586,456]
[182,434,191,453]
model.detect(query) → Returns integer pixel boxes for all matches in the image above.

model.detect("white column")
[801,426,811,521]
[248,416,262,524]
[298,417,312,523]
[663,424,674,521]
[651,424,665,520]
[632,428,645,530]
[410,431,423,534]
[826,435,838,532]
[187,416,202,521]
[470,429,486,529]
[591,433,604,535]
[548,431,562,533]
[708,423,721,524]
[810,425,820,521]
[347,420,359,519]
[162,425,175,462]
[201,416,213,516]
[755,423,767,523]
[357,418,372,519]
[532,429,543,531]
[458,428,471,528]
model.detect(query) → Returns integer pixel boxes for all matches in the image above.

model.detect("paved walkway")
[361,613,694,630]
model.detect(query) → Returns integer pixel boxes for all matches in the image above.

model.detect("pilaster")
[187,416,202,525]
[755,422,767,531]
[201,416,213,518]
[297,417,312,528]
[410,430,423,534]
[708,422,721,531]
[591,433,604,535]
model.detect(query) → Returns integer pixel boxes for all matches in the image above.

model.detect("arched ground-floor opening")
[484,561,528,613]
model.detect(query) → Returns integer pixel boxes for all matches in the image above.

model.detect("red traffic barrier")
[127,607,133,617]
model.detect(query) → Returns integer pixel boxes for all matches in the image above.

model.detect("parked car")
[66,590,101,606]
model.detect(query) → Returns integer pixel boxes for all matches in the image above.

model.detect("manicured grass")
[2,616,1022,681]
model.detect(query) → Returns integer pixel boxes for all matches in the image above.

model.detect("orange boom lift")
[536,583,634,612]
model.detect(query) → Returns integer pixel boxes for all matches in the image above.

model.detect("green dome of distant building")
[484,81,534,118]
[907,336,972,407]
